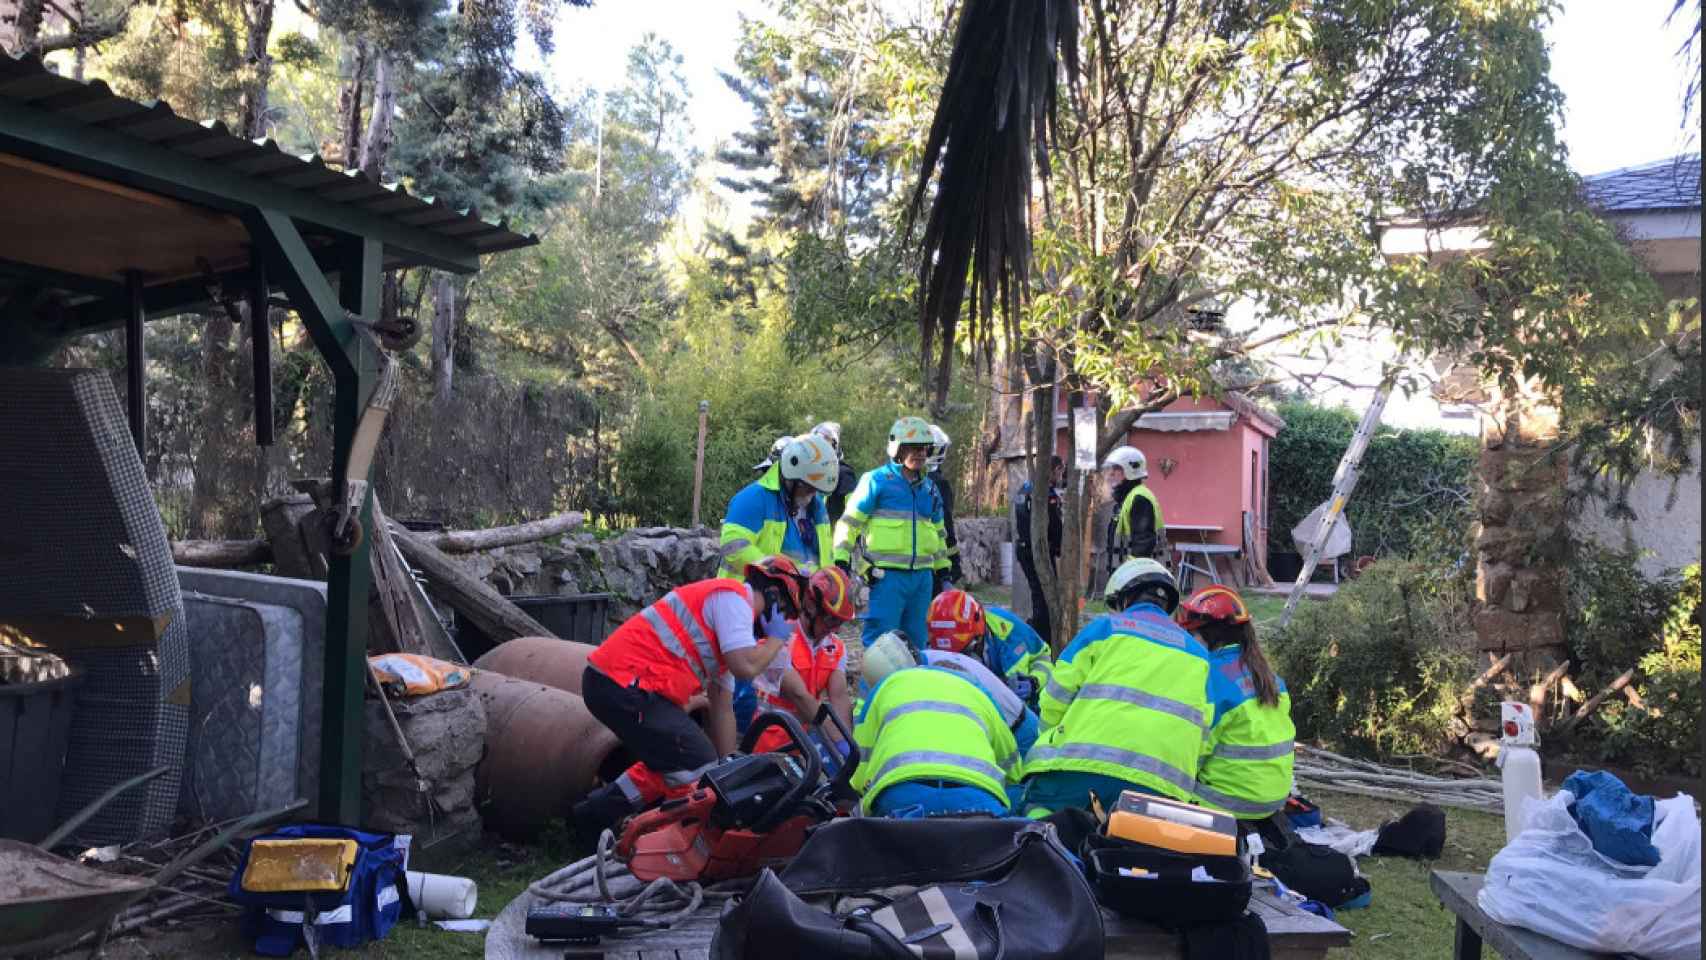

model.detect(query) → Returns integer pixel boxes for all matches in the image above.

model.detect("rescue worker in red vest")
[1020,558,1213,818]
[926,589,1054,708]
[1176,585,1295,821]
[572,556,817,834]
[750,566,858,755]
[851,632,1020,818]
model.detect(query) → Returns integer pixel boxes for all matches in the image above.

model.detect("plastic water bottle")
[1497,701,1543,842]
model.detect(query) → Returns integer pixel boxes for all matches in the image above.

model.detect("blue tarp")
[1561,770,1661,867]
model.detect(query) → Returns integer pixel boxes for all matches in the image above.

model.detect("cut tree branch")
[415,511,585,553]
[172,539,273,567]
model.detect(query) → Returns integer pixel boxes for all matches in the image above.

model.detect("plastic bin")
[0,672,83,843]
[456,593,613,661]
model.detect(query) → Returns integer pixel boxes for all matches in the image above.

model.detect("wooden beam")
[171,538,272,566]
[389,523,556,643]
[124,271,144,458]
[248,250,273,446]
[418,512,586,553]
[0,101,483,273]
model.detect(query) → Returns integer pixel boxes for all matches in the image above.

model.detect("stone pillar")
[1472,384,1570,724]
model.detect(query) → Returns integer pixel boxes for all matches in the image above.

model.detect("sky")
[547,1,1701,182]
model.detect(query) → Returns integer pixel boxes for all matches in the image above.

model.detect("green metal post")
[246,209,377,824]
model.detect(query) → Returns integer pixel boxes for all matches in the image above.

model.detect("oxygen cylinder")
[1497,702,1543,842]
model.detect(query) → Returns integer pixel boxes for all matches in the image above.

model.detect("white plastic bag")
[1296,818,1379,858]
[1477,789,1701,960]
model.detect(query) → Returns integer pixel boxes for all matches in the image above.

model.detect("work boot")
[570,782,636,843]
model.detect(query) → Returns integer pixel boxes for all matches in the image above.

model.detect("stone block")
[1473,607,1563,652]
[1478,488,1514,526]
[1506,570,1562,615]
[1477,562,1513,606]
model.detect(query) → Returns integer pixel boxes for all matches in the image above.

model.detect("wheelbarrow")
[0,766,307,957]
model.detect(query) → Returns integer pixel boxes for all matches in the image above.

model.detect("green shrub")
[1566,553,1701,777]
[1268,400,1478,562]
[1270,559,1478,758]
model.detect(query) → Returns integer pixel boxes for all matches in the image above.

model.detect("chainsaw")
[615,703,860,883]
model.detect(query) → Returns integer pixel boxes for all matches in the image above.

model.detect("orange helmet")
[1175,585,1252,630]
[807,566,857,623]
[927,589,986,653]
[744,555,808,618]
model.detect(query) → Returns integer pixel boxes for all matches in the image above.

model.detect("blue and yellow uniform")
[719,462,832,577]
[981,605,1054,697]
[1196,646,1295,819]
[853,665,1020,818]
[833,461,948,649]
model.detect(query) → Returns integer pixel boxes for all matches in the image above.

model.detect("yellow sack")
[368,653,470,697]
[241,838,357,893]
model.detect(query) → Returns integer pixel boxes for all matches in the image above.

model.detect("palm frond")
[905,0,1077,407]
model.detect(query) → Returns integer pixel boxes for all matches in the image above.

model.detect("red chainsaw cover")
[622,802,819,883]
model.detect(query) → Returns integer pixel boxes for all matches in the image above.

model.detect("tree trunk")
[171,539,273,567]
[358,49,395,180]
[237,0,275,140]
[419,512,586,553]
[339,41,369,169]
[430,272,455,401]
[1025,346,1074,647]
[389,524,556,643]
[12,0,44,52]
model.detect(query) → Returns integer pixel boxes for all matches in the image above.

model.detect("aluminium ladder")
[1277,378,1395,628]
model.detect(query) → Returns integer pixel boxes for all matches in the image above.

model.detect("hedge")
[1268,399,1479,562]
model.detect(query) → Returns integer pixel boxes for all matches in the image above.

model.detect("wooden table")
[486,886,1352,960]
[1429,871,1610,960]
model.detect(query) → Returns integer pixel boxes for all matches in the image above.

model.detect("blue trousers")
[871,779,1009,818]
[733,679,756,734]
[1021,771,1157,818]
[861,567,935,652]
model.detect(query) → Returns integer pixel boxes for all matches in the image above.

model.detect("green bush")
[612,298,980,528]
[1270,559,1478,758]
[1268,400,1478,562]
[1565,552,1701,777]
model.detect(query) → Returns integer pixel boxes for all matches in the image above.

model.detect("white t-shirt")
[701,584,791,688]
[922,649,1025,727]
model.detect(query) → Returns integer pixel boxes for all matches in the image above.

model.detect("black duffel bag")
[712,818,1104,960]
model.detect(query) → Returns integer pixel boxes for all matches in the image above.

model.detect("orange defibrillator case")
[1104,791,1239,858]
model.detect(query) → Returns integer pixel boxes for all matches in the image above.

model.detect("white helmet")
[862,630,917,688]
[926,424,950,471]
[886,416,933,459]
[754,434,793,472]
[1102,445,1148,482]
[779,434,839,494]
[810,421,843,455]
[1104,557,1179,613]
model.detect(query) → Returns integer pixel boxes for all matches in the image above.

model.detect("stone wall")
[455,518,1016,629]
[1471,392,1570,730]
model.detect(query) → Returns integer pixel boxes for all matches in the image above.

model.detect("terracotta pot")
[470,670,628,840]
[473,635,710,726]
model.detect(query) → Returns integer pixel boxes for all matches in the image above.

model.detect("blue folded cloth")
[1562,770,1661,867]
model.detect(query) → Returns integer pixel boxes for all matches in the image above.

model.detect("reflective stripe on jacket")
[1114,483,1165,543]
[719,464,832,577]
[832,461,948,571]
[1028,604,1211,802]
[984,605,1054,689]
[852,666,1018,814]
[586,579,745,707]
[1195,645,1294,819]
[752,631,845,753]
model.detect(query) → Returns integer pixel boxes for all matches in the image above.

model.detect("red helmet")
[744,555,808,617]
[1175,585,1252,630]
[807,566,857,624]
[927,589,986,653]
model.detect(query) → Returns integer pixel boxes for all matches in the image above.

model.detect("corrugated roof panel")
[0,53,536,261]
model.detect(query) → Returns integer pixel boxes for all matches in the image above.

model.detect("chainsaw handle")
[813,703,861,803]
[738,710,820,833]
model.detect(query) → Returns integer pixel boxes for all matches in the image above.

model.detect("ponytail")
[1199,620,1280,708]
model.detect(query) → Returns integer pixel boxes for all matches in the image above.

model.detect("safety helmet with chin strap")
[744,555,809,619]
[779,434,839,494]
[810,421,843,455]
[1102,445,1148,482]
[862,630,917,689]
[1104,557,1179,614]
[925,424,950,471]
[886,416,933,459]
[754,434,793,472]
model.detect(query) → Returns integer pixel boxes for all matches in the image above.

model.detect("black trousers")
[1015,545,1056,649]
[581,666,719,776]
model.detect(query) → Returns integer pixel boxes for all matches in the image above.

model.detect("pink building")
[1058,392,1285,586]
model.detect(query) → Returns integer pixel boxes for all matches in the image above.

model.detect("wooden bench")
[1430,870,1610,960]
[487,886,1353,959]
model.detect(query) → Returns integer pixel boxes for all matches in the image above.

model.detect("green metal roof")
[0,53,537,272]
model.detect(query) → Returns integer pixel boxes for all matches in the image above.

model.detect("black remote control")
[525,902,622,944]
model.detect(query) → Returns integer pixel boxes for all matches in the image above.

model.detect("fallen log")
[170,539,273,567]
[389,523,555,643]
[417,512,586,553]
[1559,668,1639,733]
